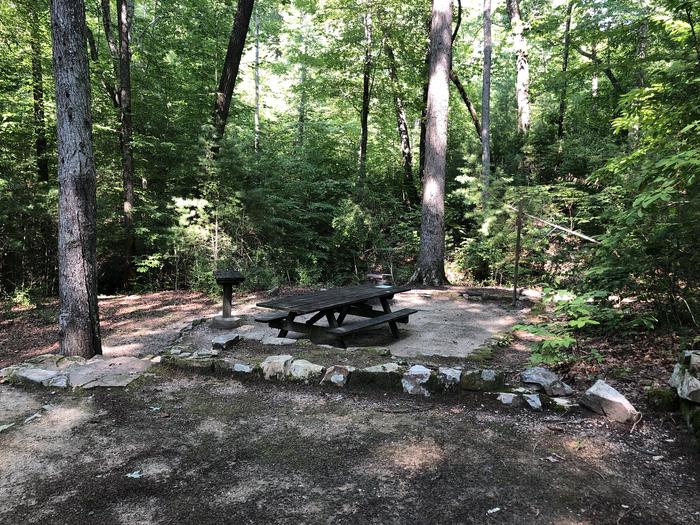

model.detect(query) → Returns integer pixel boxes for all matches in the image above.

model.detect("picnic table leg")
[305,310,326,326]
[278,313,295,338]
[336,305,350,326]
[379,298,399,338]
[322,310,347,348]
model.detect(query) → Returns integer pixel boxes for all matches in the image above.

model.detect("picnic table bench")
[255,285,416,348]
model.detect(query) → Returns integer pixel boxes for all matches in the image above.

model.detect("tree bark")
[506,0,530,133]
[358,11,372,182]
[50,0,102,357]
[481,0,492,207]
[254,5,260,153]
[29,2,49,182]
[385,43,416,204]
[450,71,481,139]
[418,15,432,183]
[117,0,135,271]
[212,0,255,153]
[411,0,452,286]
[557,0,574,140]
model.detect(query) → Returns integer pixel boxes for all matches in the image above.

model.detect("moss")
[466,345,494,363]
[645,387,680,411]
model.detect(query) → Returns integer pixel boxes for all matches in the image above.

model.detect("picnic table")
[255,285,417,348]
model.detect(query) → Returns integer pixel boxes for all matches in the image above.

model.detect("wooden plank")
[254,311,288,323]
[257,285,411,315]
[327,308,417,336]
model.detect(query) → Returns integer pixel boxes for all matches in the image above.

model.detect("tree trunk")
[358,11,372,182]
[481,0,492,207]
[450,71,481,139]
[50,0,102,357]
[29,3,49,182]
[557,0,574,140]
[254,5,260,153]
[506,0,530,133]
[410,0,452,286]
[117,0,135,274]
[212,0,255,153]
[418,15,432,183]
[385,43,416,204]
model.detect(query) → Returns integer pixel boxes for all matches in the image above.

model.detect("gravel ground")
[1,369,698,524]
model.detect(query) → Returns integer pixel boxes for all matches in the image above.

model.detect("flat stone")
[25,354,64,369]
[460,369,505,391]
[211,316,243,330]
[349,362,404,390]
[523,393,542,410]
[192,349,220,358]
[46,375,69,388]
[261,355,294,380]
[497,393,519,405]
[288,360,325,383]
[15,368,59,385]
[402,365,433,397]
[580,380,639,423]
[551,397,577,408]
[66,356,152,389]
[261,336,297,346]
[232,361,255,375]
[437,367,462,390]
[320,365,355,387]
[521,367,573,396]
[212,333,241,351]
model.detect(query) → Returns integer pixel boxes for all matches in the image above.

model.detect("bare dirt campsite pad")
[0,292,217,367]
[1,372,698,524]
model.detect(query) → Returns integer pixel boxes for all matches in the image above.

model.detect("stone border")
[159,353,582,413]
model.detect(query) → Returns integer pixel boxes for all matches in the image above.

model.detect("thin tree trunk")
[29,3,49,182]
[450,71,481,139]
[358,11,372,182]
[297,49,307,149]
[481,0,492,207]
[117,0,135,275]
[411,0,452,286]
[385,43,416,204]
[254,5,260,153]
[51,0,102,357]
[506,0,530,133]
[557,0,574,140]
[211,0,255,154]
[686,5,700,69]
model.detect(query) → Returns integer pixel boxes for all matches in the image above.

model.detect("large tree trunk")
[212,0,255,154]
[254,5,260,153]
[418,16,431,183]
[506,0,530,133]
[117,0,135,274]
[557,0,574,140]
[358,11,372,182]
[410,0,452,286]
[481,0,492,207]
[29,2,49,182]
[385,43,416,205]
[50,0,102,357]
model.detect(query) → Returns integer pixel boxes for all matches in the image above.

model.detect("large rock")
[66,356,152,388]
[523,393,542,411]
[14,368,59,385]
[681,351,700,373]
[261,355,294,380]
[211,333,241,351]
[402,365,434,397]
[320,365,355,387]
[521,367,573,396]
[437,367,462,390]
[287,360,325,383]
[349,362,404,390]
[460,369,504,391]
[669,363,700,403]
[580,380,639,423]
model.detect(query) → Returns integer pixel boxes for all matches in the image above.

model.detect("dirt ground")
[1,370,698,524]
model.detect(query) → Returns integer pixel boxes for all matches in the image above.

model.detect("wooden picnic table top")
[257,284,412,315]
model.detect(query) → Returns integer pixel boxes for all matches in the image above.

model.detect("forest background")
[1,0,699,344]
